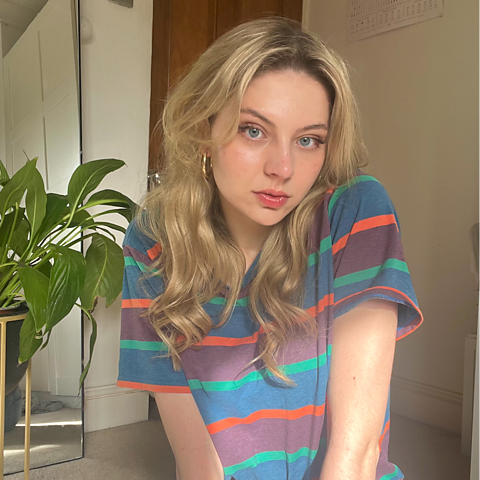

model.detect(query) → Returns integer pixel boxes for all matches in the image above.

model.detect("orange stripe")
[122,298,152,308]
[332,214,398,255]
[147,243,162,260]
[177,293,334,346]
[207,404,325,435]
[378,419,390,453]
[351,214,398,235]
[334,286,424,341]
[332,234,349,255]
[116,380,191,393]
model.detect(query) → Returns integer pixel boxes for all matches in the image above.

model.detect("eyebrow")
[240,108,329,132]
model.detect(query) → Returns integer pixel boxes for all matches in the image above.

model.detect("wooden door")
[148,0,303,178]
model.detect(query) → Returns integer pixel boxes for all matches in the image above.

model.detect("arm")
[153,392,224,480]
[320,299,398,480]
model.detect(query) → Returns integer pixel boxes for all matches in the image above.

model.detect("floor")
[4,408,82,474]
[5,396,473,479]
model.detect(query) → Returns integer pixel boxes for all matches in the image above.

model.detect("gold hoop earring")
[202,154,212,177]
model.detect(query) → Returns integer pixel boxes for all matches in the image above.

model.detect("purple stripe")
[120,307,162,342]
[212,413,325,467]
[123,244,157,268]
[376,429,399,480]
[397,320,422,340]
[307,197,329,255]
[333,224,405,278]
[181,328,328,383]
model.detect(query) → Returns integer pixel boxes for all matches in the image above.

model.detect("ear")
[199,146,212,157]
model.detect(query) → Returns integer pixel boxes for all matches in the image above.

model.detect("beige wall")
[304,0,478,433]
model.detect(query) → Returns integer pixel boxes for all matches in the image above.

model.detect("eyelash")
[238,123,326,149]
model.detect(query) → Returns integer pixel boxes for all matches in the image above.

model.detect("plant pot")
[4,385,22,433]
[0,302,29,396]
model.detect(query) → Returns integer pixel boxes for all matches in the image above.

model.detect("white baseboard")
[84,385,149,433]
[390,375,463,436]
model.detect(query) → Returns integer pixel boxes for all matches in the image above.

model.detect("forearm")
[319,446,379,480]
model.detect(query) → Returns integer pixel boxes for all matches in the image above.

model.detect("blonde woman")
[117,17,423,480]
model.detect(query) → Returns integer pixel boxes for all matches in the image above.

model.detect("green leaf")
[93,221,126,235]
[40,329,52,351]
[0,207,25,249]
[0,159,9,186]
[60,207,94,228]
[45,245,86,332]
[17,267,49,331]
[0,158,37,218]
[111,207,133,223]
[18,311,42,364]
[37,259,53,279]
[78,309,97,393]
[26,169,47,236]
[10,218,31,257]
[85,189,138,211]
[80,234,123,311]
[67,159,125,213]
[35,193,68,243]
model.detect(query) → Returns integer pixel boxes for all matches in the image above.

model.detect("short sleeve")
[116,217,191,393]
[328,173,423,341]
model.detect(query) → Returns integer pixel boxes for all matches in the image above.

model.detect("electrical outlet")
[108,0,133,8]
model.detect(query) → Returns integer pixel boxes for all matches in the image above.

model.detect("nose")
[263,141,294,180]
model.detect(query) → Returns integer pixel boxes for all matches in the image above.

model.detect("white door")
[2,0,81,396]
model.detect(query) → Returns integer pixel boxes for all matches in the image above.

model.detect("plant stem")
[0,203,19,266]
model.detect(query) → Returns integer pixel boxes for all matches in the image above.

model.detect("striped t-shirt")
[117,171,423,480]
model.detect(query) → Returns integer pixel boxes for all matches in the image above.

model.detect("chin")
[252,212,288,227]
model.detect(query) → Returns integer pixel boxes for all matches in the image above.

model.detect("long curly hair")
[136,16,368,386]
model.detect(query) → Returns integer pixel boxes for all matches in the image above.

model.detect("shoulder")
[328,170,395,218]
[123,211,162,261]
[327,170,400,237]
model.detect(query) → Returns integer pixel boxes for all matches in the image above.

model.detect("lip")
[254,189,290,198]
[253,192,289,208]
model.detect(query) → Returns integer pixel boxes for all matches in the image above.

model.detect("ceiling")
[0,0,48,31]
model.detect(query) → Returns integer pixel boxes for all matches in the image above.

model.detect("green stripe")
[328,175,379,217]
[334,258,409,289]
[307,237,332,267]
[379,465,399,480]
[120,339,167,351]
[210,237,332,304]
[208,296,249,306]
[124,256,158,274]
[224,447,318,476]
[188,353,327,392]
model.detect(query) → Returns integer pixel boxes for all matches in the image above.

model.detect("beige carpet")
[4,408,82,474]
[5,398,473,479]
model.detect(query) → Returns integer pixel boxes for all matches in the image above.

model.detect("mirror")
[0,0,82,473]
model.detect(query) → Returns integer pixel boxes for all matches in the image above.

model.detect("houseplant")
[0,156,138,394]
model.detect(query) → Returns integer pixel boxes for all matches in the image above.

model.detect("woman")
[117,17,423,480]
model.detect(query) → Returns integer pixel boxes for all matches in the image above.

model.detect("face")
[208,69,331,240]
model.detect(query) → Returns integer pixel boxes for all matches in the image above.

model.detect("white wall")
[80,0,153,431]
[304,0,479,435]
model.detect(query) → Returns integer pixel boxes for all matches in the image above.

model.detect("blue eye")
[299,137,325,149]
[299,137,314,147]
[246,127,261,139]
[238,124,263,140]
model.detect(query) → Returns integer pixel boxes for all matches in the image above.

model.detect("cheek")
[214,143,260,178]
[297,157,325,189]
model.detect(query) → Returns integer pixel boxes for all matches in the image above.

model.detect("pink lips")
[253,189,290,208]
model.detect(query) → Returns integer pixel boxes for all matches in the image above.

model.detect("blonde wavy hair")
[136,16,368,386]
